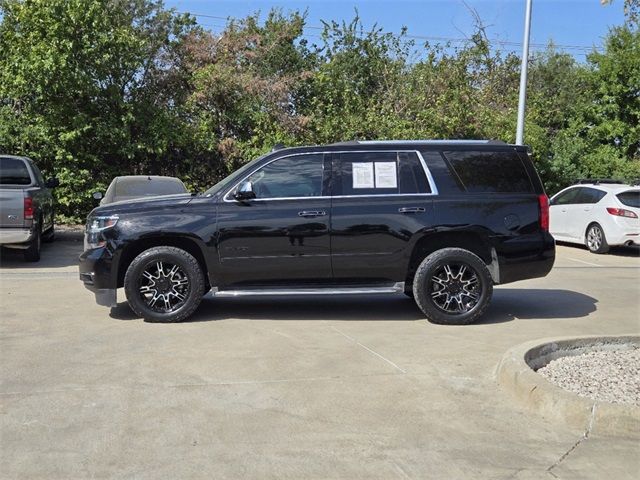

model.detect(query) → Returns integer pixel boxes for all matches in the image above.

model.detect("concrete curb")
[496,335,640,438]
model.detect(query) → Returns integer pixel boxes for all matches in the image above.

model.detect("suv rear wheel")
[124,246,205,323]
[412,248,493,325]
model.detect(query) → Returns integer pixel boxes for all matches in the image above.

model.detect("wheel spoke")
[142,271,156,282]
[140,285,155,294]
[172,277,189,287]
[156,261,164,276]
[167,264,180,278]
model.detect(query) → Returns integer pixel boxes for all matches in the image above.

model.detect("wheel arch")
[406,231,497,285]
[116,235,210,289]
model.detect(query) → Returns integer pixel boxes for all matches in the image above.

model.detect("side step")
[212,282,405,297]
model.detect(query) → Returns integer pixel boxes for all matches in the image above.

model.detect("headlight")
[84,215,119,250]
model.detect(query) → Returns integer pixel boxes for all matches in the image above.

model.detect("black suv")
[79,140,555,324]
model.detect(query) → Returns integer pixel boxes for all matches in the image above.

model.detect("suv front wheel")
[412,248,493,325]
[124,246,205,323]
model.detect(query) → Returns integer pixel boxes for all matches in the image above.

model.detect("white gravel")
[536,347,640,406]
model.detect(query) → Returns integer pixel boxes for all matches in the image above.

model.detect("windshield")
[203,153,271,197]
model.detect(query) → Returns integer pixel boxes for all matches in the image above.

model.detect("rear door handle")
[298,210,326,217]
[398,207,425,214]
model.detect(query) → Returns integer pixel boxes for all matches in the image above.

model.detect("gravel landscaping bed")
[537,347,640,406]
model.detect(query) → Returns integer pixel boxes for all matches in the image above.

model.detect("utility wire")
[179,10,602,54]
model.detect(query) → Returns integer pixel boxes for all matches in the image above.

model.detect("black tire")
[585,223,609,254]
[412,248,493,325]
[42,224,55,243]
[124,246,205,323]
[23,224,41,262]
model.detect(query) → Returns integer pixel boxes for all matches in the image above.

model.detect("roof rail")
[329,139,507,146]
[576,178,625,185]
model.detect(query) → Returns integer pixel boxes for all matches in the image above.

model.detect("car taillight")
[24,197,34,220]
[538,194,549,231]
[607,207,638,218]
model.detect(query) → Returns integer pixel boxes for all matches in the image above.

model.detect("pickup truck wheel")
[412,248,493,325]
[23,225,41,262]
[124,247,205,323]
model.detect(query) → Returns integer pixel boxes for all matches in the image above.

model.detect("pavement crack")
[330,326,407,374]
[547,403,597,475]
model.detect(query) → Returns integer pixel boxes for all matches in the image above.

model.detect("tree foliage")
[0,0,638,221]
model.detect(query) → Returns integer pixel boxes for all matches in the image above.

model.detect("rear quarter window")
[443,150,533,193]
[617,190,640,208]
[0,157,32,185]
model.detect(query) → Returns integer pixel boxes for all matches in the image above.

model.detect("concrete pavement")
[1,236,639,479]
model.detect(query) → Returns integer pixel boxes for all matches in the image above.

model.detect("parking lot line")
[331,326,407,374]
[566,257,602,267]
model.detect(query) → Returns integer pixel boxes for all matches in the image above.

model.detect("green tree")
[0,0,196,221]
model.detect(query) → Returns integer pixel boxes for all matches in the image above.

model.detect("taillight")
[538,194,549,231]
[607,207,638,219]
[24,197,34,220]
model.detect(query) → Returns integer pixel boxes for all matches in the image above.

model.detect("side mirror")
[45,177,60,189]
[93,191,104,200]
[233,181,256,201]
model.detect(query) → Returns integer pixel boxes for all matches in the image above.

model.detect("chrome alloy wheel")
[587,226,602,251]
[429,263,480,314]
[138,260,190,313]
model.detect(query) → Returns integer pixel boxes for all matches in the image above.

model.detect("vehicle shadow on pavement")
[109,288,597,324]
[479,288,598,324]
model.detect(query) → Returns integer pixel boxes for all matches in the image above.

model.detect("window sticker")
[374,162,397,189]
[352,162,374,189]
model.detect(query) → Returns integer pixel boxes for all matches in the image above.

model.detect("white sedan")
[549,181,640,253]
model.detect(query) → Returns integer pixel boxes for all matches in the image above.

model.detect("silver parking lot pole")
[516,0,533,146]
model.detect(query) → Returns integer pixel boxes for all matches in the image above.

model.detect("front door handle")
[298,210,326,217]
[398,207,425,214]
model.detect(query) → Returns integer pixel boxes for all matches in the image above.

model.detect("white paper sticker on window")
[352,162,374,189]
[374,162,397,189]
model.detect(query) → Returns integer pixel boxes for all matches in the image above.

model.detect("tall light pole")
[516,0,533,145]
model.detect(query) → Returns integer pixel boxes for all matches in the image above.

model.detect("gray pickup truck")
[0,155,59,261]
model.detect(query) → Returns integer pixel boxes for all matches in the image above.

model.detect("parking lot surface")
[1,233,639,479]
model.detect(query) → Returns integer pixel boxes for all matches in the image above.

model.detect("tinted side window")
[246,154,324,199]
[443,150,532,193]
[617,190,640,208]
[552,188,581,205]
[398,152,430,194]
[577,187,606,204]
[0,157,32,185]
[338,151,430,196]
[31,163,46,186]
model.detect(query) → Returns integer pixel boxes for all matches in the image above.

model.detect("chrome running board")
[212,282,404,297]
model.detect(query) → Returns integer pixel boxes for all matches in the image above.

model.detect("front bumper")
[0,228,34,248]
[79,246,118,307]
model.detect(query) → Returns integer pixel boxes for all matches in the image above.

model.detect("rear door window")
[576,187,606,204]
[442,150,533,193]
[337,151,430,196]
[617,190,640,208]
[0,157,32,185]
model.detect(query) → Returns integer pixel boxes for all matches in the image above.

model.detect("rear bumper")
[497,232,556,284]
[0,228,33,247]
[79,246,118,307]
